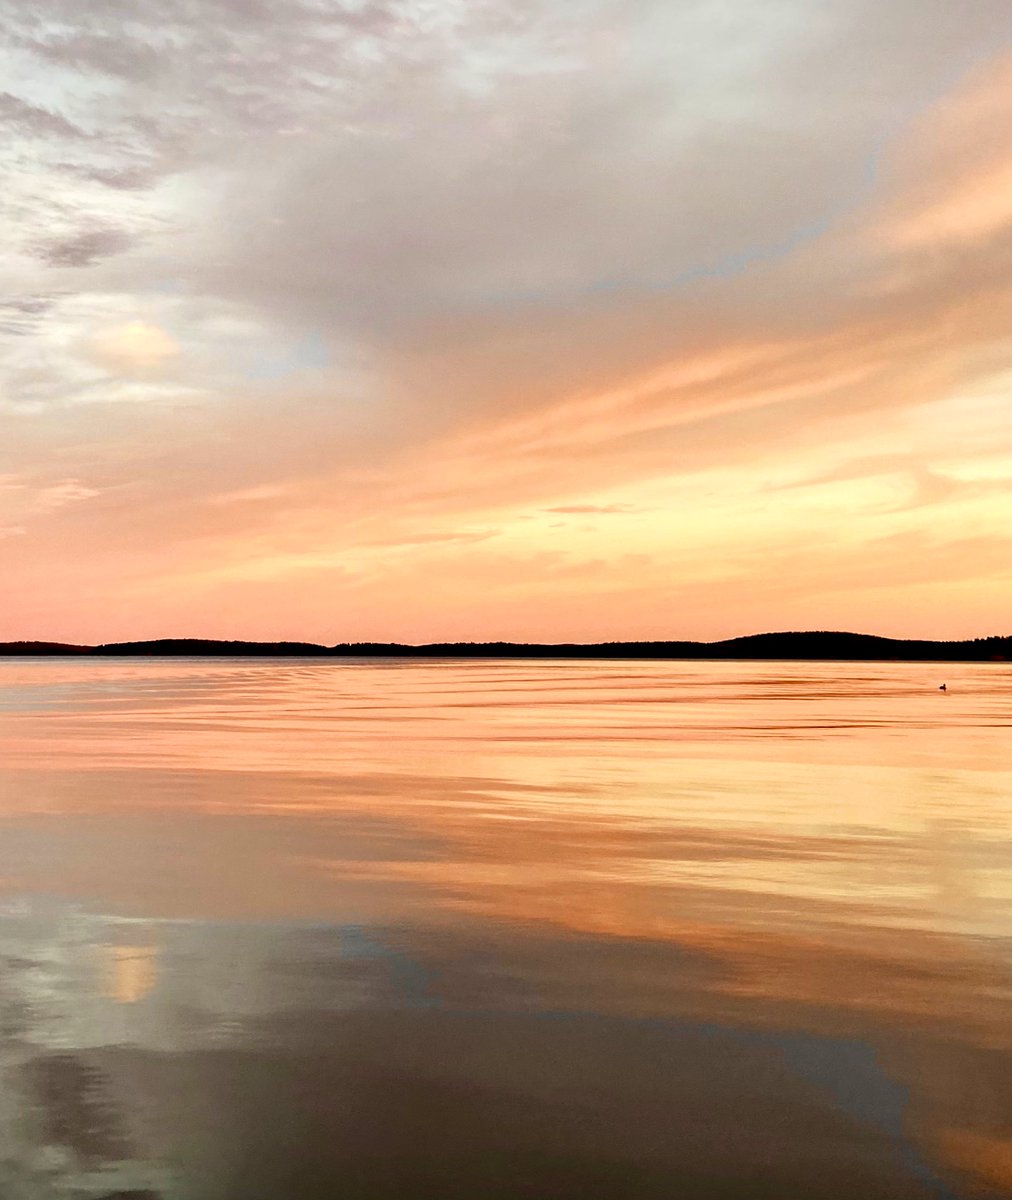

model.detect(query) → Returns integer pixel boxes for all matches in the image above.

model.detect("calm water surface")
[0,658,1009,1199]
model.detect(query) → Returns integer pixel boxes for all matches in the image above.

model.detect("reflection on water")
[0,659,1009,1199]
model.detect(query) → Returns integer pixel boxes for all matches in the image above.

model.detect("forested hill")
[0,632,1009,661]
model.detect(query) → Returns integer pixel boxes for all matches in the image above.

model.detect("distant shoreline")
[0,631,1008,662]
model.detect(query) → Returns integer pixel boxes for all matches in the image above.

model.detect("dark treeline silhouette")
[0,631,1009,661]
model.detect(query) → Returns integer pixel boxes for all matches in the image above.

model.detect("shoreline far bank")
[0,631,1008,663]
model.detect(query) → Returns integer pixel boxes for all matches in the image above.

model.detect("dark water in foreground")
[0,658,1009,1199]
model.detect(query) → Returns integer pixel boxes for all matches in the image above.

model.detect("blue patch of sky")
[248,330,329,380]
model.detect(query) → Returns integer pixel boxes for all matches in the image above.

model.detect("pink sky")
[1,2,1010,643]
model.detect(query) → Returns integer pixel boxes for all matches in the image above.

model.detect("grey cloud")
[0,297,59,337]
[1,0,1011,447]
[0,92,87,140]
[12,30,164,81]
[186,0,1012,347]
[37,227,134,268]
[62,163,157,190]
[1,0,482,208]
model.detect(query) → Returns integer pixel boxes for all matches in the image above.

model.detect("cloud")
[88,320,181,373]
[33,480,101,511]
[874,55,1012,253]
[209,484,291,506]
[16,29,167,83]
[63,164,157,191]
[0,91,87,140]
[0,297,58,337]
[0,475,100,546]
[546,504,639,515]
[194,2,1012,330]
[888,158,1012,250]
[37,227,134,268]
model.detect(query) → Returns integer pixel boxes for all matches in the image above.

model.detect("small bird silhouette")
[939,683,947,691]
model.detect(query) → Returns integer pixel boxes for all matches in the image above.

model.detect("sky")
[1,0,1011,645]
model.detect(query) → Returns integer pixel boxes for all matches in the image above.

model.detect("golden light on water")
[104,944,159,1005]
[0,659,1008,1196]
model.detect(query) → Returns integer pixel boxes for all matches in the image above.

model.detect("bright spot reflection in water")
[0,658,1008,1199]
[104,945,159,1005]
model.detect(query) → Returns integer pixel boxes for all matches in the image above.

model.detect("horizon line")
[1,629,1009,662]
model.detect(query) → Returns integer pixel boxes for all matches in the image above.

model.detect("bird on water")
[939,683,947,691]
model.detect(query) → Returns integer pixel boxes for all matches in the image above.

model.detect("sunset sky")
[2,0,1011,644]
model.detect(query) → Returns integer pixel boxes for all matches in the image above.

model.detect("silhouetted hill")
[330,632,1011,661]
[0,631,1009,661]
[92,638,330,656]
[0,641,88,655]
[703,631,1011,661]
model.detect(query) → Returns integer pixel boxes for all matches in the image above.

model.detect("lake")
[0,658,1009,1199]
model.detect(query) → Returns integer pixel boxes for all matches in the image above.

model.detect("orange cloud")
[874,55,1012,251]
